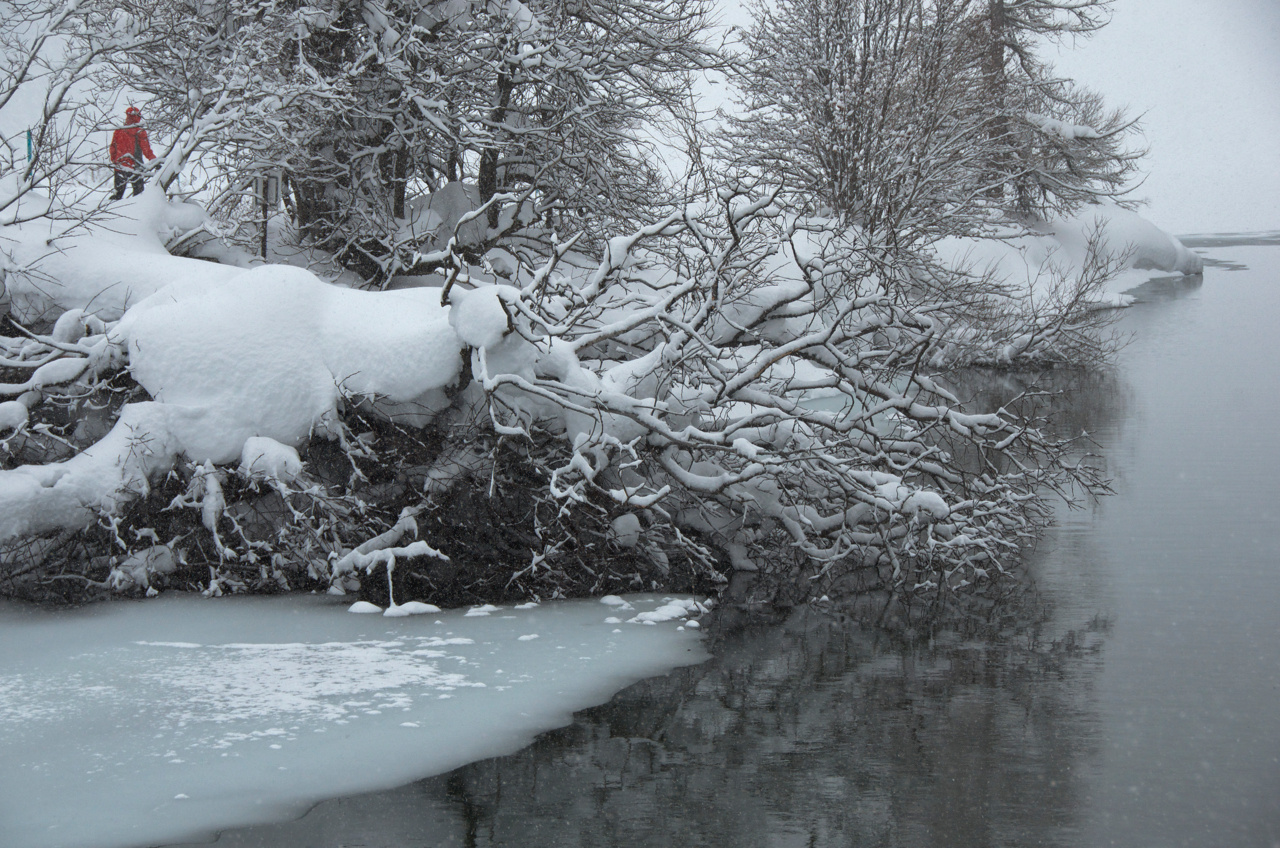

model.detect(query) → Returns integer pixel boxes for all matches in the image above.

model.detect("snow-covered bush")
[0,180,1139,606]
[94,0,726,284]
[433,186,1120,604]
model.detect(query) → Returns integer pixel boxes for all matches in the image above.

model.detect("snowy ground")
[0,593,708,848]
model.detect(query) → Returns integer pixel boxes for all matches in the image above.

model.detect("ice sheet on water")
[0,593,707,848]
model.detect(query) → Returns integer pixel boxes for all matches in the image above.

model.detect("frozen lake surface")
[0,593,707,848]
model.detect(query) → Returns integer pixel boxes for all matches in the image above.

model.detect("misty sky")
[1053,0,1280,234]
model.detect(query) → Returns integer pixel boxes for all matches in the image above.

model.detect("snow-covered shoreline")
[0,184,1203,604]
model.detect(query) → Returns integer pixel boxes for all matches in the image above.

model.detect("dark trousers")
[111,169,145,200]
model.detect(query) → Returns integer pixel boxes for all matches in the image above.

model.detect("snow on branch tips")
[445,187,1111,601]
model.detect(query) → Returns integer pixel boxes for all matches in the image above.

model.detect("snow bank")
[0,264,464,541]
[0,592,707,848]
[932,204,1203,309]
[117,264,463,460]
[3,188,240,322]
[1047,204,1203,276]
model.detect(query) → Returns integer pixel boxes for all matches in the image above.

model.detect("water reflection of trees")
[947,365,1129,448]
[431,611,1104,848]
[204,603,1105,848]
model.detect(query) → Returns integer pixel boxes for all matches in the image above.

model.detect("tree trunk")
[478,69,514,229]
[983,0,1010,202]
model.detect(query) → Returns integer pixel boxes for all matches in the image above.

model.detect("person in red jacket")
[109,106,156,200]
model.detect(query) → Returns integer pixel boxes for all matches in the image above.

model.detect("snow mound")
[932,204,1203,311]
[114,264,464,463]
[0,265,465,542]
[448,285,513,349]
[239,437,303,484]
[384,601,441,617]
[3,189,239,322]
[626,597,708,625]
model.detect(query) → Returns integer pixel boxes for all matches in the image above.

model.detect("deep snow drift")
[0,592,709,848]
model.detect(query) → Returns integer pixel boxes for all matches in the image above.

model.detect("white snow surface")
[115,264,462,463]
[0,264,464,540]
[0,593,707,848]
[238,436,303,484]
[447,284,513,349]
[3,189,240,323]
[0,399,28,432]
[932,204,1203,308]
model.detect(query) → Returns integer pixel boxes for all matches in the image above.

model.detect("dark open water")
[186,236,1280,848]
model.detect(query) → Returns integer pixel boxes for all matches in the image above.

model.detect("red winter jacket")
[109,112,155,171]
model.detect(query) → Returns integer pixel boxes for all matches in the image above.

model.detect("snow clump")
[238,437,303,485]
[447,285,513,350]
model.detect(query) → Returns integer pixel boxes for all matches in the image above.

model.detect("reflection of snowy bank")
[0,593,707,848]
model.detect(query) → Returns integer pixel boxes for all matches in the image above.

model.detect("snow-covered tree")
[0,186,1131,604]
[0,0,1200,610]
[727,0,993,241]
[98,0,725,283]
[727,0,1142,229]
[971,0,1142,215]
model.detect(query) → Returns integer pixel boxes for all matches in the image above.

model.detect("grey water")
[184,238,1280,847]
